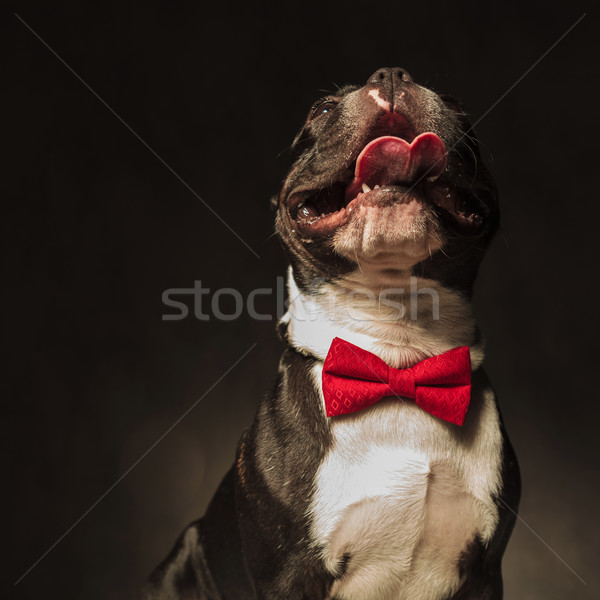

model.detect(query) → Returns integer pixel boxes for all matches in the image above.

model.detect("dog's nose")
[366,67,413,112]
[367,67,413,87]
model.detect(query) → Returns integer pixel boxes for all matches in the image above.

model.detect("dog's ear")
[270,194,279,211]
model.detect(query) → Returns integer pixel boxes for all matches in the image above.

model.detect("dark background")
[5,1,599,598]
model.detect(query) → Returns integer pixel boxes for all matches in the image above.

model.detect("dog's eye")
[310,100,338,121]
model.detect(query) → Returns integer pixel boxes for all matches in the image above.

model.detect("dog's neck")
[281,266,485,370]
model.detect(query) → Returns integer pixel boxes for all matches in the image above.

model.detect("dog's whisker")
[262,230,279,243]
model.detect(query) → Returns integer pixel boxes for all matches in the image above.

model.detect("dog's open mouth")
[290,119,487,237]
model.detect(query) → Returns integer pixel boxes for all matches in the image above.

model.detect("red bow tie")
[322,338,472,426]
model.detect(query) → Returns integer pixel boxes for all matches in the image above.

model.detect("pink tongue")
[345,132,447,202]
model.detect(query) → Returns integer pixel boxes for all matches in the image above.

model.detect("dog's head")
[274,67,498,295]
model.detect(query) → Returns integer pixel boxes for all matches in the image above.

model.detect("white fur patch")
[311,363,503,600]
[285,268,485,370]
[368,89,392,111]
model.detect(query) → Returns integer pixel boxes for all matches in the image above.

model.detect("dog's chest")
[308,366,503,600]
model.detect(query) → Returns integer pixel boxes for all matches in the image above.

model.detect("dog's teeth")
[362,183,371,193]
[374,185,380,189]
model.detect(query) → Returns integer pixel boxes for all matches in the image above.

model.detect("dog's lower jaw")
[331,198,444,270]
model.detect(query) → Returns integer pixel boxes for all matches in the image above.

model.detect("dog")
[145,67,520,600]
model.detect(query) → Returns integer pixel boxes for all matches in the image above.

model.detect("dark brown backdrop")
[5,1,599,598]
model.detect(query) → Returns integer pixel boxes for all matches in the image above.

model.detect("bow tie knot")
[322,338,472,426]
[388,368,416,398]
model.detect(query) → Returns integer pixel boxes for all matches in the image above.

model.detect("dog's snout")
[367,67,413,87]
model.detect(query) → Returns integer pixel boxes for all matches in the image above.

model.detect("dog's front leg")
[233,355,335,599]
[235,442,334,599]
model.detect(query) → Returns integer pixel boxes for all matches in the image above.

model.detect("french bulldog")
[145,66,520,600]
